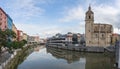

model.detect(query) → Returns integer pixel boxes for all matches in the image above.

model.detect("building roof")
[94,23,112,26]
[112,33,118,36]
[0,7,7,15]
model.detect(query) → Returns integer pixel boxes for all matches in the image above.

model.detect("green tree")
[0,29,6,52]
[22,39,27,44]
[0,29,28,52]
[4,29,16,48]
[0,29,16,52]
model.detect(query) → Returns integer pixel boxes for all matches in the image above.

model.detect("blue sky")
[0,0,120,38]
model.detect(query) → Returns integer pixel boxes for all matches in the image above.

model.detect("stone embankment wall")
[46,44,115,53]
[0,44,34,69]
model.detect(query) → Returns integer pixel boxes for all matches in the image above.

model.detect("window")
[101,34,105,40]
[88,30,90,32]
[89,16,91,19]
[5,25,7,28]
[96,34,97,38]
[102,34,104,37]
[94,26,97,32]
[0,22,2,25]
[101,26,104,31]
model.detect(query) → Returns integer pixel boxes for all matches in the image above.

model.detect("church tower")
[85,5,94,46]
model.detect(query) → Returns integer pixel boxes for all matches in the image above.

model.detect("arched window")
[89,16,91,19]
[102,34,104,37]
[101,34,105,39]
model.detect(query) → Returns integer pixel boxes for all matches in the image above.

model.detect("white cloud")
[114,28,120,34]
[6,0,49,21]
[15,23,62,38]
[59,5,85,22]
[12,0,120,37]
[3,0,120,38]
[59,0,120,34]
[4,0,58,38]
[93,2,120,34]
[94,4,119,24]
[15,22,85,38]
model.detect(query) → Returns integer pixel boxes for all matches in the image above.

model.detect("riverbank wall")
[0,44,35,69]
[46,44,115,53]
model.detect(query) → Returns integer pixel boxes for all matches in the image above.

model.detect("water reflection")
[46,47,86,64]
[34,46,45,52]
[17,46,115,69]
[46,47,115,69]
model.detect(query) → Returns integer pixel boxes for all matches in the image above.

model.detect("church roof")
[94,23,112,26]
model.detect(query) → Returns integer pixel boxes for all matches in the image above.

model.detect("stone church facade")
[85,6,113,47]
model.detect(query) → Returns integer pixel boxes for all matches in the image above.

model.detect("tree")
[0,29,28,53]
[0,29,6,52]
[22,40,27,44]
[0,29,16,52]
[4,29,16,48]
[4,29,16,39]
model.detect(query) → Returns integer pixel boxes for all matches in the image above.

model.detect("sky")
[0,0,120,38]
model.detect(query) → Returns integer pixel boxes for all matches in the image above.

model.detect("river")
[17,46,115,69]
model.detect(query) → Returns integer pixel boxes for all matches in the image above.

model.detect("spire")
[88,4,91,10]
[86,4,93,14]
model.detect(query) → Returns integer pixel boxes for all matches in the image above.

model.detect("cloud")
[5,0,50,21]
[59,0,120,34]
[94,4,119,25]
[2,0,120,38]
[15,21,85,38]
[59,5,85,22]
[92,1,120,33]
[15,23,62,38]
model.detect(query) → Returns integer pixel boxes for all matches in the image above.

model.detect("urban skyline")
[0,0,120,38]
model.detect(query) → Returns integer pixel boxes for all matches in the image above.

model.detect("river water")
[17,46,116,69]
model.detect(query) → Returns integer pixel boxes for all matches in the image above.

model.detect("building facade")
[0,8,7,31]
[17,30,23,41]
[0,8,13,31]
[85,6,113,47]
[66,32,73,44]
[23,33,28,41]
[28,36,40,44]
[7,14,13,30]
[12,24,17,41]
[112,33,120,45]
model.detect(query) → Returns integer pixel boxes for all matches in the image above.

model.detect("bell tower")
[85,5,94,46]
[85,5,94,22]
